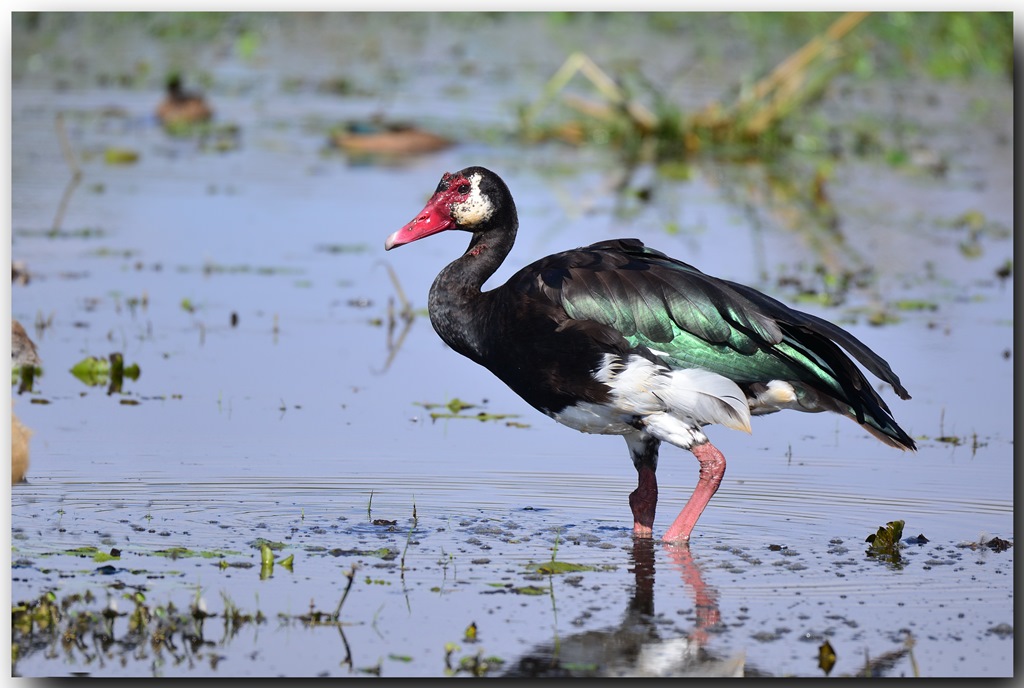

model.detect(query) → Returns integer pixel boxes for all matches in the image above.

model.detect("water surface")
[10,13,1013,677]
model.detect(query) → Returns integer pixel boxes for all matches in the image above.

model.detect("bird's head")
[385,166,513,250]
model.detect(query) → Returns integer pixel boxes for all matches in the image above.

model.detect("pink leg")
[662,441,726,543]
[629,464,658,537]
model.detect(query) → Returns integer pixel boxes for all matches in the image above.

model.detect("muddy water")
[9,14,1013,677]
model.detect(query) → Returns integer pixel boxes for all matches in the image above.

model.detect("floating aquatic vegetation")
[865,519,905,567]
[14,226,106,239]
[70,352,141,392]
[415,398,521,424]
[103,147,140,165]
[934,210,1013,259]
[818,639,837,675]
[151,546,236,560]
[12,363,42,394]
[59,546,122,563]
[441,633,505,677]
[527,560,597,575]
[12,586,267,671]
[315,242,371,254]
[511,585,548,596]
[189,262,304,277]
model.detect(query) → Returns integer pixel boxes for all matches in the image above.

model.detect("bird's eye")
[457,183,471,194]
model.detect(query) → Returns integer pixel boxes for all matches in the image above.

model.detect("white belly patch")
[550,354,752,449]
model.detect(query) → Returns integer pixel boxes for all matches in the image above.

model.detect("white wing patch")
[748,379,801,414]
[551,354,752,449]
[451,172,494,227]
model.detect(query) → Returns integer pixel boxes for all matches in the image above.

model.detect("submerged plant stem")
[332,565,358,620]
[53,112,82,232]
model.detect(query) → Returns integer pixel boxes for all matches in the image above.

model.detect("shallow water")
[9,13,1014,677]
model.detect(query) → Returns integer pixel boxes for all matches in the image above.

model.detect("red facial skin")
[384,172,470,250]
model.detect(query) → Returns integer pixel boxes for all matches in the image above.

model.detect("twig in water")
[382,262,413,322]
[332,564,358,620]
[375,262,418,374]
[400,520,415,576]
[53,112,83,232]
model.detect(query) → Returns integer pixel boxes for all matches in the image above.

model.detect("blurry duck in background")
[332,116,453,157]
[11,415,31,484]
[12,321,39,369]
[156,74,213,127]
[11,320,41,484]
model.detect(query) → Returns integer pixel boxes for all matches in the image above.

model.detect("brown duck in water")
[11,320,40,484]
[333,119,452,156]
[157,75,213,127]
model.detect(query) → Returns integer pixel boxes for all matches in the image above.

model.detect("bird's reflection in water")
[503,539,750,678]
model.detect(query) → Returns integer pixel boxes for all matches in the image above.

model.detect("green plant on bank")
[521,12,1011,161]
[723,12,1010,80]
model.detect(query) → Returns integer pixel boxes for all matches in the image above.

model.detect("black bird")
[385,166,915,542]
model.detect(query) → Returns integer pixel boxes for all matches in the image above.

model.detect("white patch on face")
[550,354,752,449]
[450,172,494,227]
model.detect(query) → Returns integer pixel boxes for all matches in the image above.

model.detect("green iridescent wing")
[511,238,913,447]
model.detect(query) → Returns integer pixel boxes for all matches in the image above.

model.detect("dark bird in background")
[156,74,213,127]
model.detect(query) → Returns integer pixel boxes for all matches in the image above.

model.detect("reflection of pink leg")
[629,464,658,537]
[662,441,726,542]
[663,542,720,645]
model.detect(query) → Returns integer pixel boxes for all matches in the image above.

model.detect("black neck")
[426,222,517,362]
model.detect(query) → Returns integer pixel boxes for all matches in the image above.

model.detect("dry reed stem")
[696,11,870,136]
[524,51,657,131]
[53,112,83,231]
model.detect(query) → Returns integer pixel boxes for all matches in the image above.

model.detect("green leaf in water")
[866,519,905,567]
[529,560,596,575]
[867,309,902,327]
[818,639,837,675]
[892,299,938,312]
[70,357,110,386]
[64,546,100,557]
[561,662,600,672]
[251,538,287,551]
[446,398,475,414]
[104,147,140,165]
[511,585,548,596]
